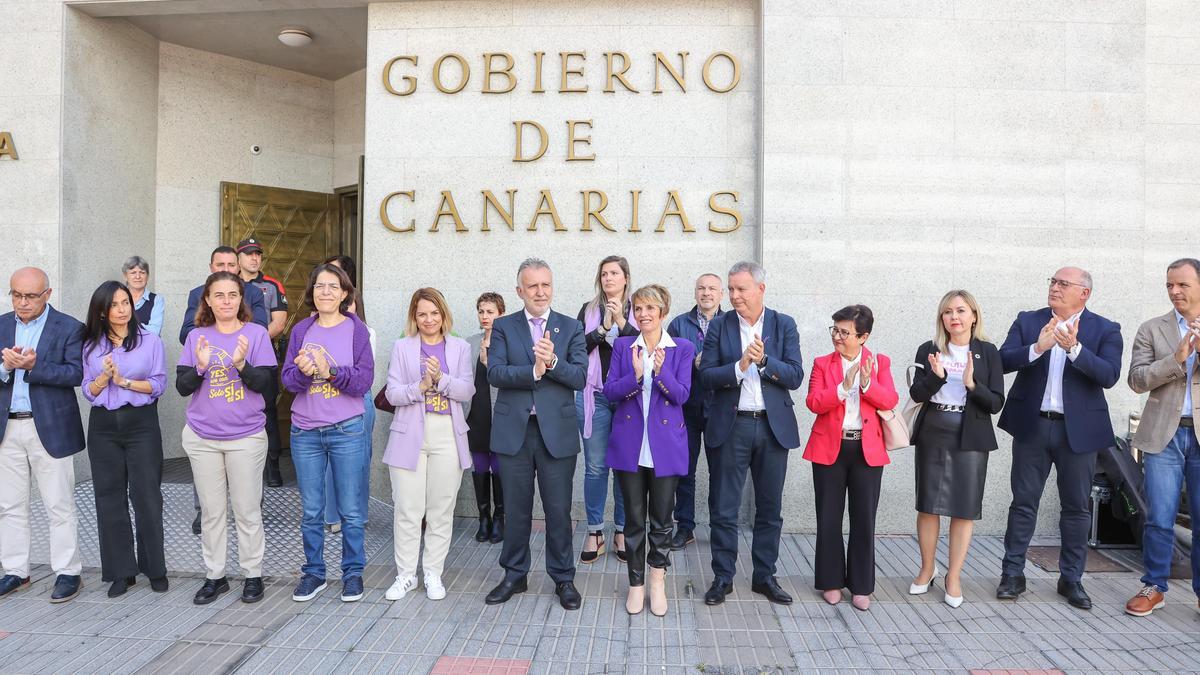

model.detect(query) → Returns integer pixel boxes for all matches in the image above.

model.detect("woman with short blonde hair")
[406,288,454,338]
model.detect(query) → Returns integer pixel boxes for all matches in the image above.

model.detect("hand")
[533,335,555,367]
[293,351,314,377]
[740,336,764,372]
[842,362,861,390]
[926,352,945,379]
[1053,320,1079,352]
[652,347,665,375]
[1177,331,1198,365]
[425,355,442,383]
[420,365,433,392]
[311,348,330,379]
[101,354,116,378]
[13,347,35,371]
[859,355,874,390]
[632,345,644,380]
[108,359,123,386]
[694,351,702,369]
[605,299,625,330]
[480,334,490,365]
[232,335,249,370]
[963,351,976,391]
[195,335,213,371]
[1,347,21,371]
[1035,316,1058,354]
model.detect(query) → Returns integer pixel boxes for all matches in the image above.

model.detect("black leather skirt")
[914,408,989,520]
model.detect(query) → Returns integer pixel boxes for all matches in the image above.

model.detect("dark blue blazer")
[998,307,1123,454]
[178,282,269,345]
[487,309,588,458]
[699,308,804,449]
[0,307,86,458]
[666,305,723,417]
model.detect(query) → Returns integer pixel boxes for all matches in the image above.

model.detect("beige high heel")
[648,568,668,617]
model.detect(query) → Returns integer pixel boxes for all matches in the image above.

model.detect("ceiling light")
[278,28,312,47]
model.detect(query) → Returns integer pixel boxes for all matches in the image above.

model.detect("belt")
[933,404,965,413]
[736,409,766,419]
[841,429,862,441]
[7,411,32,420]
[1181,417,1194,429]
[1039,411,1065,420]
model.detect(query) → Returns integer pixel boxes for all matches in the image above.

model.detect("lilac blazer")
[602,335,695,476]
[382,335,475,471]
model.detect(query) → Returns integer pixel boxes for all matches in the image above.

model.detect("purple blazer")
[602,334,695,476]
[382,335,475,471]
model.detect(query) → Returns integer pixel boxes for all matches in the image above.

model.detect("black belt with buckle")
[1039,411,1065,420]
[1181,417,1195,428]
[736,409,766,419]
[933,404,965,413]
[7,411,32,420]
[841,429,863,441]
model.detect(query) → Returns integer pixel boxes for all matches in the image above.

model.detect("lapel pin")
[553,327,559,334]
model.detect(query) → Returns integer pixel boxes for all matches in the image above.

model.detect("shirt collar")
[634,330,676,349]
[524,307,551,323]
[736,309,764,329]
[840,350,862,366]
[1176,310,1188,328]
[17,305,51,328]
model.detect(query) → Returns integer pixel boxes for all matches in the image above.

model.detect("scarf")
[581,299,635,438]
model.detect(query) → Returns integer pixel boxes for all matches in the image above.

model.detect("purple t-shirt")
[290,318,365,429]
[179,323,277,440]
[82,329,167,410]
[421,339,450,415]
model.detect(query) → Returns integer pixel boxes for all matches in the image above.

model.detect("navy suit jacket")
[998,307,1123,454]
[178,282,269,345]
[487,309,588,458]
[699,307,805,449]
[0,307,86,458]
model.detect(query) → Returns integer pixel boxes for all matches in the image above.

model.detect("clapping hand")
[652,347,665,376]
[605,299,626,330]
[479,333,490,365]
[232,335,249,370]
[926,352,945,378]
[293,350,316,377]
[1035,316,1059,354]
[859,355,874,390]
[425,354,442,384]
[2,346,25,371]
[1053,320,1079,351]
[740,335,764,372]
[311,348,330,379]
[842,362,861,390]
[632,345,644,380]
[963,351,976,391]
[1177,327,1198,365]
[532,335,555,378]
[195,335,213,371]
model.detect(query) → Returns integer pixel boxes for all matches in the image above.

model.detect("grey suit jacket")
[463,331,499,419]
[1129,310,1200,454]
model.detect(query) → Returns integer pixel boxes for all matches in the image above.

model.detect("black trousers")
[617,466,678,586]
[497,418,577,584]
[86,403,166,581]
[1002,416,1098,582]
[263,367,282,460]
[709,415,788,585]
[813,439,882,595]
[671,409,710,532]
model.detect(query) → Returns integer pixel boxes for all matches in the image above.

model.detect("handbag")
[877,365,920,451]
[900,364,924,430]
[373,387,395,414]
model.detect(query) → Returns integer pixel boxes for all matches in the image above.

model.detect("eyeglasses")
[313,283,342,292]
[9,289,49,303]
[1047,278,1086,289]
[829,326,865,340]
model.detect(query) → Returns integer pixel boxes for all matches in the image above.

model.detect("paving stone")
[135,640,256,675]
[233,646,348,674]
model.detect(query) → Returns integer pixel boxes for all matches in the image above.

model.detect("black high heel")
[580,531,605,563]
[614,530,627,564]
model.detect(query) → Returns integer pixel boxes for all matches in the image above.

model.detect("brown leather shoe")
[1124,586,1165,617]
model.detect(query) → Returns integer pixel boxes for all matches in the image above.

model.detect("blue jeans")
[672,409,709,532]
[325,396,375,525]
[291,415,367,581]
[577,390,624,531]
[1141,424,1200,595]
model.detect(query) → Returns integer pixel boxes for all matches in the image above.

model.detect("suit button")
[665,401,670,406]
[662,419,668,424]
[626,414,631,420]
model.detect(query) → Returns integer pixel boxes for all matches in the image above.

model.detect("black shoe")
[751,577,794,605]
[996,574,1026,600]
[555,581,582,610]
[242,577,265,603]
[150,577,169,592]
[474,508,492,543]
[193,577,230,605]
[107,576,136,598]
[191,511,202,535]
[489,507,505,544]
[669,528,695,551]
[704,579,733,606]
[580,531,605,564]
[1057,578,1092,610]
[484,577,527,605]
[614,530,627,564]
[50,574,81,603]
[265,458,283,488]
[0,574,30,597]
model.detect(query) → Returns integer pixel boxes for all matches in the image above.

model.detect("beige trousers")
[390,413,463,578]
[0,419,81,577]
[182,425,268,579]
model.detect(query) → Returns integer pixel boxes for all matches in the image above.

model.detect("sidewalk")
[0,480,1197,674]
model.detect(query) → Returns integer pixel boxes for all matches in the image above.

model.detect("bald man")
[996,266,1123,611]
[0,268,86,603]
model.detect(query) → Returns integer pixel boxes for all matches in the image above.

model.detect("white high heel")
[908,566,939,595]
[944,591,964,608]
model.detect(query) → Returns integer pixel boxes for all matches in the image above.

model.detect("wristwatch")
[327,366,338,379]
[119,378,133,390]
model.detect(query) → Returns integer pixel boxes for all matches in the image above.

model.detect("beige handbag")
[900,364,924,430]
[878,365,920,451]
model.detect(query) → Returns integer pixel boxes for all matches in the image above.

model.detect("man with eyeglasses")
[236,238,289,488]
[698,261,804,606]
[996,267,1123,610]
[0,268,86,603]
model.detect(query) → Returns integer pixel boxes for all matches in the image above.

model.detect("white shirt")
[837,351,866,431]
[1028,311,1082,414]
[732,310,766,411]
[634,330,677,469]
[931,343,970,406]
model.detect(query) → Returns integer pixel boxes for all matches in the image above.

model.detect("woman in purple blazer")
[603,284,694,617]
[383,287,475,602]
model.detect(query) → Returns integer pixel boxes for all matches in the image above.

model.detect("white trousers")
[0,419,81,577]
[182,425,268,579]
[390,413,463,578]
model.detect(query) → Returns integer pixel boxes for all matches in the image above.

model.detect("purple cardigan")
[281,313,375,399]
[602,334,695,476]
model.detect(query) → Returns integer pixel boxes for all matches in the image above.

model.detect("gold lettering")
[380,191,415,233]
[566,119,595,162]
[431,190,466,232]
[603,52,638,93]
[652,51,688,93]
[628,190,642,232]
[528,190,566,231]
[432,53,470,94]
[512,121,549,162]
[656,190,694,232]
[559,51,587,93]
[381,55,418,96]
[702,51,741,93]
[580,190,614,232]
[532,51,546,93]
[482,52,516,94]
[482,189,517,231]
[707,191,742,233]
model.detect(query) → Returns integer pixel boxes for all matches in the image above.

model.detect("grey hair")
[1079,269,1093,290]
[728,260,766,284]
[516,257,551,282]
[122,255,150,275]
[1168,258,1200,278]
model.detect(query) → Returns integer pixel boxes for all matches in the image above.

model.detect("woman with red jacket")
[804,304,898,611]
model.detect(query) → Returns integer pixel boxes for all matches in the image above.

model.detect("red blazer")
[802,347,899,467]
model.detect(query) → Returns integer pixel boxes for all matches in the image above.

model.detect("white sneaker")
[424,574,446,600]
[385,575,418,601]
